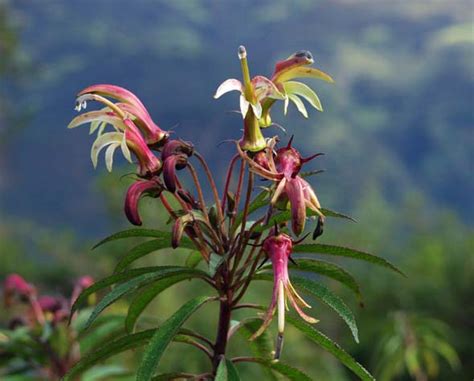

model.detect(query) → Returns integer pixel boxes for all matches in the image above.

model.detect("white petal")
[105,143,120,172]
[278,280,285,334]
[90,132,123,168]
[240,95,250,118]
[214,78,243,99]
[121,133,133,163]
[283,81,322,111]
[284,96,289,115]
[251,102,262,119]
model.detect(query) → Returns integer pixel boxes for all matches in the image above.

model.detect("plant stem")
[212,271,233,373]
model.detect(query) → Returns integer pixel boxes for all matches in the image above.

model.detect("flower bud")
[124,178,163,226]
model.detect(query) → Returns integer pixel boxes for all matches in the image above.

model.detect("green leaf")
[125,274,193,333]
[84,268,208,330]
[185,250,203,268]
[64,329,156,380]
[81,365,129,381]
[293,244,404,275]
[92,228,195,250]
[246,359,312,381]
[237,319,277,380]
[151,373,195,380]
[209,253,225,277]
[320,208,356,222]
[215,358,228,381]
[72,266,206,315]
[216,358,241,381]
[255,274,359,343]
[287,316,375,380]
[226,359,241,381]
[79,316,125,354]
[137,296,213,381]
[289,259,363,302]
[114,238,197,273]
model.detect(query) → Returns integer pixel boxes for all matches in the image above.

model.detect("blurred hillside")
[0,1,473,380]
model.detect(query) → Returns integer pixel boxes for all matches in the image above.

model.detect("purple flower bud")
[161,139,194,162]
[124,178,163,226]
[163,154,189,193]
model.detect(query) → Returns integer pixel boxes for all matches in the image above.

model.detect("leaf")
[151,373,195,380]
[289,259,363,302]
[84,268,208,330]
[254,274,359,343]
[237,319,277,380]
[136,296,213,381]
[246,359,312,381]
[72,266,201,314]
[287,316,375,380]
[226,359,241,381]
[293,244,404,275]
[114,238,190,273]
[209,253,225,277]
[79,315,124,354]
[320,208,357,222]
[284,81,322,111]
[63,329,156,380]
[185,251,203,268]
[92,228,195,250]
[125,274,193,333]
[215,358,228,381]
[81,365,129,381]
[215,358,241,381]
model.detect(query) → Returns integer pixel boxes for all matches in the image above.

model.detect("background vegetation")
[0,1,472,380]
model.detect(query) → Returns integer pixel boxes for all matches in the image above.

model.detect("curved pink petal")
[124,178,163,226]
[285,178,306,236]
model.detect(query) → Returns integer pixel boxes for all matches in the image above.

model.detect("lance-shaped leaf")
[283,81,323,111]
[287,316,375,381]
[92,228,196,250]
[63,329,156,380]
[239,358,312,381]
[216,358,241,381]
[83,268,208,330]
[125,274,196,333]
[293,244,404,275]
[71,266,190,314]
[136,296,214,381]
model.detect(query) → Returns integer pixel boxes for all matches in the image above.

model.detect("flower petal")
[285,178,306,236]
[121,133,133,163]
[251,102,262,119]
[105,142,120,172]
[90,132,123,168]
[272,50,314,82]
[240,95,250,118]
[283,81,322,111]
[288,94,308,118]
[68,110,124,130]
[124,179,163,226]
[214,78,243,99]
[276,66,334,84]
[78,84,149,115]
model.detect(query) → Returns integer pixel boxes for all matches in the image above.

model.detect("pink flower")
[251,232,317,340]
[68,85,163,177]
[124,177,164,226]
[71,276,95,306]
[4,274,36,306]
[161,139,194,193]
[238,137,324,235]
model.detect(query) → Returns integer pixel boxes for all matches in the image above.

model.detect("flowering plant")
[65,46,402,380]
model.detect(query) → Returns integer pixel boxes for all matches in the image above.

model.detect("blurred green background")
[0,0,472,380]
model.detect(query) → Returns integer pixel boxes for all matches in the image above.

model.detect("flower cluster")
[67,46,333,362]
[2,274,94,378]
